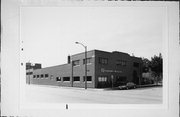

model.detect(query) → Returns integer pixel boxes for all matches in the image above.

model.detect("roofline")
[34,63,70,71]
[71,49,95,57]
[71,49,131,56]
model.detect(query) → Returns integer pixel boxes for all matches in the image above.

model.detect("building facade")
[26,50,142,88]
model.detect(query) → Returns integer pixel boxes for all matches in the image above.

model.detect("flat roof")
[71,49,131,57]
[33,63,70,71]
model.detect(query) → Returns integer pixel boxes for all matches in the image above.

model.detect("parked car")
[118,82,136,90]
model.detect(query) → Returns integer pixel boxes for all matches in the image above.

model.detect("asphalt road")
[25,85,162,104]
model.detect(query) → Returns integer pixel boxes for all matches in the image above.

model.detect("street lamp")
[75,42,87,89]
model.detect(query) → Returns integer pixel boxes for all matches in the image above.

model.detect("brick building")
[26,50,142,88]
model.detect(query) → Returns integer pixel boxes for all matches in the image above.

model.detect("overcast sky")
[21,7,164,68]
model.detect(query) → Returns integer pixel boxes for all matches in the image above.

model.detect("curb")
[27,84,104,91]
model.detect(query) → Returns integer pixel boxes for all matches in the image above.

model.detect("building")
[26,50,142,88]
[26,62,41,84]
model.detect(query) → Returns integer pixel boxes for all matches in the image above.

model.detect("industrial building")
[26,50,143,88]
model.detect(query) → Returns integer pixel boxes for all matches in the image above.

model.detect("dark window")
[73,76,80,81]
[37,75,39,78]
[73,60,80,66]
[116,60,126,66]
[56,77,61,81]
[116,76,127,83]
[26,72,33,75]
[83,58,92,64]
[63,77,70,81]
[133,62,139,67]
[41,74,44,78]
[99,57,108,65]
[33,75,36,78]
[83,76,92,82]
[45,74,49,77]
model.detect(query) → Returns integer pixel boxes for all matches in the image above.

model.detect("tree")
[150,53,163,82]
[142,58,151,73]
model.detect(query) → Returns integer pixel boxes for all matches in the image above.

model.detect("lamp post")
[75,42,87,89]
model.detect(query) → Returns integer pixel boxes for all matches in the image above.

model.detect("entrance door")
[115,76,127,86]
[133,70,139,84]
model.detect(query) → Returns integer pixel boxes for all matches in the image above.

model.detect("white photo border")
[1,0,179,117]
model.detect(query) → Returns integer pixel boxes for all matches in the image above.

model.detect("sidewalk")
[26,83,162,92]
[137,84,162,88]
[27,84,104,91]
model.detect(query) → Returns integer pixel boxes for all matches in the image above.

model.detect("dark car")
[118,82,136,90]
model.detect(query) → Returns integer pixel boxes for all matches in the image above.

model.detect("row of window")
[98,57,108,65]
[33,74,49,78]
[98,76,108,82]
[72,57,139,68]
[56,76,92,82]
[26,72,33,75]
[116,60,127,66]
[73,57,108,66]
[33,74,92,82]
[73,58,92,66]
[98,76,127,83]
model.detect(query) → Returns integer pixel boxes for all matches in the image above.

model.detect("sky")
[21,7,164,68]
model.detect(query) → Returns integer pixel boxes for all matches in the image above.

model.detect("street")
[25,85,162,104]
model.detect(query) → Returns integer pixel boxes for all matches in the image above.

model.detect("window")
[99,57,108,65]
[50,75,53,80]
[63,77,70,81]
[116,76,127,84]
[98,76,107,82]
[26,72,33,75]
[56,77,61,82]
[73,60,80,66]
[33,75,36,78]
[116,60,126,66]
[37,75,39,78]
[73,76,80,82]
[45,74,49,78]
[83,76,92,82]
[133,62,139,67]
[41,74,44,78]
[83,58,92,64]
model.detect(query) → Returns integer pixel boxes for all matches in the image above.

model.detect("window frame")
[83,57,92,65]
[73,76,80,82]
[98,76,108,82]
[72,60,80,66]
[83,76,92,82]
[99,57,108,65]
[56,77,61,82]
[63,77,70,82]
[45,74,49,79]
[40,74,44,78]
[116,60,127,66]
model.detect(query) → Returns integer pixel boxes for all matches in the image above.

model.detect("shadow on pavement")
[103,85,162,91]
